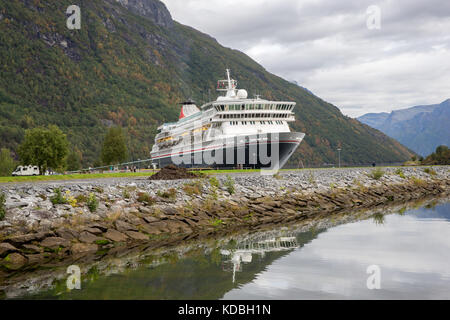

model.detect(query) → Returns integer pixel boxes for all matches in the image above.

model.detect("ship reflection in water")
[220,233,299,283]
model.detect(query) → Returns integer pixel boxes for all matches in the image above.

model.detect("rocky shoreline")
[0,166,449,276]
[1,194,448,299]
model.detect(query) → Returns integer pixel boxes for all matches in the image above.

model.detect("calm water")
[18,200,450,299]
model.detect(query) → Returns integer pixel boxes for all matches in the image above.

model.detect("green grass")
[0,171,156,183]
[0,165,447,184]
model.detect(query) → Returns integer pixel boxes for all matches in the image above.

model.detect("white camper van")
[12,165,40,176]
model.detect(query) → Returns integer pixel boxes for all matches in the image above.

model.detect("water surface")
[17,200,450,299]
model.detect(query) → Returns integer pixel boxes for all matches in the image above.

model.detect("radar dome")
[237,89,248,99]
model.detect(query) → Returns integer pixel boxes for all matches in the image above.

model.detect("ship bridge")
[197,70,297,137]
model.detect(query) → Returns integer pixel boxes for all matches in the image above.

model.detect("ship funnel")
[179,100,200,120]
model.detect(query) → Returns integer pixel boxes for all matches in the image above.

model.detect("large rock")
[143,216,159,223]
[86,223,109,232]
[25,253,49,266]
[71,243,98,254]
[5,201,29,210]
[2,253,28,270]
[0,243,17,257]
[147,221,169,233]
[40,237,71,249]
[104,229,128,242]
[115,220,138,232]
[22,244,43,254]
[78,232,102,244]
[56,229,79,241]
[82,227,103,235]
[7,231,54,245]
[139,224,162,235]
[124,231,149,241]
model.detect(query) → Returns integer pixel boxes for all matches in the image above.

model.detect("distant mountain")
[358,100,450,156]
[0,0,414,166]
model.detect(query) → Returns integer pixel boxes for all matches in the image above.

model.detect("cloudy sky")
[161,0,450,117]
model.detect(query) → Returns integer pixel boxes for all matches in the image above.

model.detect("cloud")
[162,0,450,117]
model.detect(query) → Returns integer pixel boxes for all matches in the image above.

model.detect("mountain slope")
[358,100,450,156]
[0,0,414,167]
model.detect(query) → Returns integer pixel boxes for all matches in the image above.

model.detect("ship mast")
[217,69,237,99]
[226,69,232,91]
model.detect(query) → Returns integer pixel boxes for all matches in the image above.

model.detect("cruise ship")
[150,70,305,170]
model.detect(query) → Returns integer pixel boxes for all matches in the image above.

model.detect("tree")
[18,125,69,174]
[101,126,127,165]
[422,145,450,165]
[66,147,82,171]
[0,148,16,177]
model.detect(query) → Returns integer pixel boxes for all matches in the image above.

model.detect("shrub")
[307,171,315,184]
[65,191,77,207]
[157,188,177,200]
[423,168,437,176]
[395,168,406,179]
[50,188,68,205]
[137,192,156,205]
[87,193,98,212]
[369,168,385,180]
[209,177,220,189]
[410,176,426,186]
[273,173,283,180]
[122,189,131,199]
[0,193,6,221]
[93,186,104,193]
[75,194,88,204]
[211,219,224,227]
[183,181,203,196]
[224,175,235,194]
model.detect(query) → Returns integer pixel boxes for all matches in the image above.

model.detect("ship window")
[241,104,245,110]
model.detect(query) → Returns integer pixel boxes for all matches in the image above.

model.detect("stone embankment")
[0,166,449,273]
